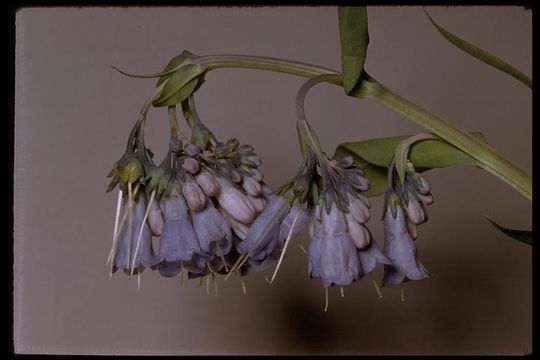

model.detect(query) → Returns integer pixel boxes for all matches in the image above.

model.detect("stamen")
[137,272,141,291]
[324,287,329,312]
[130,189,156,276]
[216,243,229,272]
[197,276,204,288]
[264,275,270,284]
[269,210,300,284]
[213,274,218,297]
[225,254,248,281]
[206,274,210,296]
[106,190,124,266]
[298,244,307,255]
[400,284,405,302]
[368,274,383,299]
[340,287,345,298]
[126,182,134,279]
[108,209,129,277]
[241,277,247,295]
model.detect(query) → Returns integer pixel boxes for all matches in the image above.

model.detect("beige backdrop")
[14,6,531,355]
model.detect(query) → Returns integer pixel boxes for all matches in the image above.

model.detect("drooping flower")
[381,191,430,287]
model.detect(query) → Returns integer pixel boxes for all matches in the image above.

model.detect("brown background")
[14,6,531,355]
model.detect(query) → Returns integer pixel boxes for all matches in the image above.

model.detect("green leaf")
[486,217,532,246]
[338,6,369,94]
[152,64,204,107]
[333,132,487,197]
[156,50,196,86]
[425,10,531,89]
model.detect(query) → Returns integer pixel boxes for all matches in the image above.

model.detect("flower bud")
[195,171,220,197]
[338,156,355,168]
[184,143,201,157]
[251,168,264,182]
[415,192,434,205]
[214,143,229,158]
[169,138,183,154]
[182,157,200,174]
[215,177,256,224]
[242,155,262,167]
[407,219,418,240]
[345,213,371,250]
[220,208,250,239]
[411,173,431,195]
[348,194,370,223]
[248,195,267,213]
[226,138,240,151]
[405,199,427,225]
[242,176,262,197]
[182,180,207,211]
[147,201,164,236]
[237,144,254,155]
[345,169,369,191]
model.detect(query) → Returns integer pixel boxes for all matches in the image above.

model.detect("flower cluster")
[381,161,434,287]
[106,99,272,283]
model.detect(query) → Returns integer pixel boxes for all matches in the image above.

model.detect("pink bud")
[195,171,220,197]
[251,169,263,182]
[407,219,418,240]
[348,195,370,223]
[215,177,256,224]
[242,176,262,197]
[248,195,267,213]
[182,157,200,174]
[182,180,207,211]
[346,213,371,249]
[406,200,426,225]
[220,208,249,239]
[146,201,163,236]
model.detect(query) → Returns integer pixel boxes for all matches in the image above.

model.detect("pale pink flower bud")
[216,177,256,224]
[242,176,262,197]
[345,213,371,250]
[182,180,207,211]
[195,171,220,197]
[146,201,163,236]
[406,199,427,224]
[220,208,249,239]
[348,194,370,224]
[182,157,200,174]
[407,219,418,240]
[251,168,263,182]
[248,195,267,214]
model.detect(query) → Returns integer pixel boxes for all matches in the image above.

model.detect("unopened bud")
[346,213,371,250]
[242,176,262,197]
[182,180,207,211]
[182,157,200,174]
[248,195,267,213]
[405,199,426,224]
[226,138,240,151]
[345,169,369,191]
[216,177,256,224]
[338,156,355,168]
[147,201,164,236]
[220,208,249,239]
[195,171,220,197]
[184,143,201,157]
[348,195,371,223]
[251,168,264,182]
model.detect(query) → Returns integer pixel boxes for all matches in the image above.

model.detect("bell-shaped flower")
[154,196,202,277]
[113,194,157,275]
[319,203,362,288]
[381,202,430,287]
[192,201,232,258]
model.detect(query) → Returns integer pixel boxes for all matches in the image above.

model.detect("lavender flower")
[113,193,157,275]
[381,192,430,287]
[154,196,202,277]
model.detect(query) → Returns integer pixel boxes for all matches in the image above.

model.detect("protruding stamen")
[106,189,124,267]
[216,243,229,272]
[324,287,329,312]
[130,189,156,276]
[137,272,141,291]
[126,182,134,279]
[264,275,270,284]
[269,210,300,284]
[225,254,248,281]
[241,277,247,295]
[206,274,210,296]
[400,284,405,302]
[340,287,345,298]
[213,274,219,297]
[298,244,307,255]
[368,274,383,299]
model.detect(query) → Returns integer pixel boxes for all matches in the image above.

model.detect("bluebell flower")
[381,193,430,287]
[154,196,202,277]
[113,193,157,275]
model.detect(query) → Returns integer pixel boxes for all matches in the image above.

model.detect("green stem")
[193,54,531,199]
[361,75,532,200]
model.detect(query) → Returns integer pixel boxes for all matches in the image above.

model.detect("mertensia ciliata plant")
[104,7,532,310]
